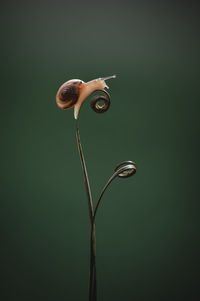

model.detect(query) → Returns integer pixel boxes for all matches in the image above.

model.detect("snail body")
[56,75,116,119]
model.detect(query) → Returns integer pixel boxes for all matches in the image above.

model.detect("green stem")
[93,171,118,221]
[75,120,97,301]
[76,120,93,224]
[90,223,97,301]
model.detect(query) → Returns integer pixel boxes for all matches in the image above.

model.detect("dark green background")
[1,1,200,300]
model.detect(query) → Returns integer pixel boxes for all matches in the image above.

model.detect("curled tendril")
[115,161,137,178]
[93,161,137,220]
[90,89,110,113]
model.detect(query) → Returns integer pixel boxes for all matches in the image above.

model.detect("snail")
[56,75,116,119]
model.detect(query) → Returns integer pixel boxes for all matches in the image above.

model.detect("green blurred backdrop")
[1,1,200,300]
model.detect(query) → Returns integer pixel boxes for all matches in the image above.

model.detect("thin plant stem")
[75,119,97,301]
[93,171,119,221]
[76,120,93,224]
[90,223,97,300]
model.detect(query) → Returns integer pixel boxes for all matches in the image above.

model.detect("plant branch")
[93,172,118,221]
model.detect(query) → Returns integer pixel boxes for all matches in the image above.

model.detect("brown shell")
[56,80,83,110]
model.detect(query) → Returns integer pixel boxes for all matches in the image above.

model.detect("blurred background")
[1,0,200,300]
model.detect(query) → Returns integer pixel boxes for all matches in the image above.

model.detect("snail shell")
[56,76,116,119]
